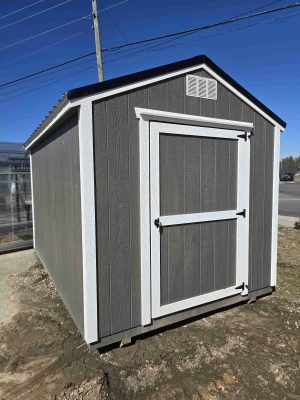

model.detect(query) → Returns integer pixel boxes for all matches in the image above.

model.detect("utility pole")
[92,0,104,82]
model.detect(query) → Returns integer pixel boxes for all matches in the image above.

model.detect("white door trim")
[139,112,251,324]
[150,122,250,319]
[136,108,254,130]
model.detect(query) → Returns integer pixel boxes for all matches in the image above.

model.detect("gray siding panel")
[93,101,111,337]
[31,113,84,335]
[93,67,275,338]
[94,90,148,338]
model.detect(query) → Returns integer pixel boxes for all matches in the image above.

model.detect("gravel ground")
[0,226,299,400]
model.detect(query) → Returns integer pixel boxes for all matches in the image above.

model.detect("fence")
[0,142,33,253]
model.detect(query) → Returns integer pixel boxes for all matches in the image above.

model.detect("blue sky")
[0,0,299,157]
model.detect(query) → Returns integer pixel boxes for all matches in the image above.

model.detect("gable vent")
[186,75,217,100]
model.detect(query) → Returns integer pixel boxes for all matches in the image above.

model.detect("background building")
[0,141,32,253]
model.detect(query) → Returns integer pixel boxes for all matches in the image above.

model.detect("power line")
[0,0,47,20]
[232,0,285,18]
[102,11,300,65]
[103,0,287,58]
[0,0,128,53]
[0,32,84,69]
[144,11,300,55]
[0,0,71,31]
[0,1,296,90]
[0,15,91,53]
[0,52,96,89]
[0,66,96,104]
[0,64,96,98]
[0,58,95,94]
[102,1,300,52]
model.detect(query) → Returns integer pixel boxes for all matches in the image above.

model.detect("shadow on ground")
[0,226,299,400]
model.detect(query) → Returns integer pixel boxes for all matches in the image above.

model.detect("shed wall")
[93,69,275,339]
[31,113,84,335]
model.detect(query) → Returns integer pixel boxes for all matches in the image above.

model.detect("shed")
[24,55,286,348]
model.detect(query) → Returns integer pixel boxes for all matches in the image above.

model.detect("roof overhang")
[24,55,286,150]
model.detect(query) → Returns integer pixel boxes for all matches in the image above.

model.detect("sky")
[0,0,299,157]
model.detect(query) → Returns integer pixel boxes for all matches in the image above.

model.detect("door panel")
[159,134,238,215]
[150,122,250,319]
[160,220,237,306]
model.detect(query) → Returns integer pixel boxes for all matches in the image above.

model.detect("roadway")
[279,181,300,218]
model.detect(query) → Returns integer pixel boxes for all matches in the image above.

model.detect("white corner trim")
[29,153,35,248]
[271,126,281,286]
[78,100,98,343]
[135,108,254,129]
[139,117,152,326]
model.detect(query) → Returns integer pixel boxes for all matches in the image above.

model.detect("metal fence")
[0,142,33,253]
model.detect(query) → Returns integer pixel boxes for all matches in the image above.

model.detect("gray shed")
[24,55,286,348]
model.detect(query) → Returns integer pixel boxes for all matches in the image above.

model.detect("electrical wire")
[0,0,71,31]
[144,11,300,54]
[0,0,128,53]
[0,52,96,89]
[102,1,300,52]
[0,32,84,69]
[102,0,287,59]
[0,0,47,20]
[102,10,300,65]
[0,57,96,93]
[0,65,96,104]
[231,0,285,18]
[0,63,96,97]
[0,1,297,90]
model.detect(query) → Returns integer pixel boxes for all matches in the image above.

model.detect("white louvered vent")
[186,75,217,100]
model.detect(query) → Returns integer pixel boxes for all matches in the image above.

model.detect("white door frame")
[136,108,253,326]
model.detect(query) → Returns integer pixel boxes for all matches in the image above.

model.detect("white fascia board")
[78,100,98,343]
[201,65,285,131]
[270,126,281,286]
[24,102,73,150]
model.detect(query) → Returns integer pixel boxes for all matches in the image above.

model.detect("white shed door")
[150,122,250,319]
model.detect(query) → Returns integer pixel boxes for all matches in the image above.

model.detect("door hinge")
[154,218,163,233]
[236,282,248,291]
[237,130,253,141]
[236,209,246,218]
